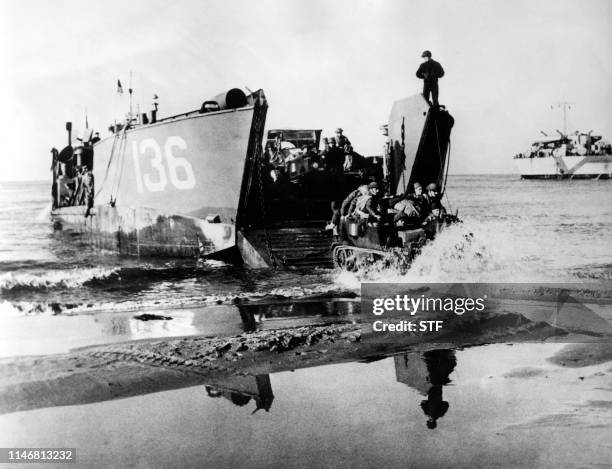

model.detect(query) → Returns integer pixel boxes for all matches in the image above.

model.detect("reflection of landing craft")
[332,95,457,272]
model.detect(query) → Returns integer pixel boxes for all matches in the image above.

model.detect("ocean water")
[0,175,611,317]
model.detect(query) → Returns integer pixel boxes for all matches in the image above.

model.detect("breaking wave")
[0,259,236,294]
[0,267,122,293]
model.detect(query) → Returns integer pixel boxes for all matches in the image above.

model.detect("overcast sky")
[1,0,610,181]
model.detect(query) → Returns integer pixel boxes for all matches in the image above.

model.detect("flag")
[117,80,123,95]
[85,109,89,129]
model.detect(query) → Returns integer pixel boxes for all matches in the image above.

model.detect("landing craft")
[51,87,267,262]
[234,94,457,270]
[331,96,457,272]
[50,87,456,270]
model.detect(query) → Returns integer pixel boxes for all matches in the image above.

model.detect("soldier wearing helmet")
[424,182,446,217]
[416,50,445,106]
[354,181,382,221]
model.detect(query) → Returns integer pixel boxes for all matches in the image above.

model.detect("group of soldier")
[267,128,365,175]
[318,128,365,172]
[51,132,98,216]
[324,49,446,236]
[328,180,446,236]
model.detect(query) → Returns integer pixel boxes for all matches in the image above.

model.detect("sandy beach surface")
[1,292,612,468]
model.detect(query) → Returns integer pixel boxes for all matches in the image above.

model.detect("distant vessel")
[513,103,612,179]
[514,131,612,179]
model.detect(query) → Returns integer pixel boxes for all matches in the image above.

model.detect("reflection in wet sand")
[237,300,359,332]
[394,349,457,429]
[205,375,274,414]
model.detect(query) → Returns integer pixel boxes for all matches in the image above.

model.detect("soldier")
[50,148,59,209]
[355,182,381,221]
[333,128,351,149]
[320,137,330,155]
[83,167,95,217]
[325,200,341,240]
[425,182,446,217]
[326,138,345,173]
[341,184,368,216]
[410,182,428,215]
[416,50,445,106]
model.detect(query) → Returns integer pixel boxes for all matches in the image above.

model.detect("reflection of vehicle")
[332,95,457,272]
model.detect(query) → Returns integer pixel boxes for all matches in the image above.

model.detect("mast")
[129,71,133,119]
[552,101,572,135]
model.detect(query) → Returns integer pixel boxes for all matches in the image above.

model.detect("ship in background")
[513,103,612,179]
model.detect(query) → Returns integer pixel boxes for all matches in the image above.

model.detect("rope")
[95,130,121,199]
[443,139,453,213]
[442,138,451,195]
[111,130,129,204]
[257,146,277,267]
[109,126,129,205]
[433,120,445,182]
[434,119,453,214]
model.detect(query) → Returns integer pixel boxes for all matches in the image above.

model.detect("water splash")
[332,218,570,288]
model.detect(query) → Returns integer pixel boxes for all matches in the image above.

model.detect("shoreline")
[2,303,611,416]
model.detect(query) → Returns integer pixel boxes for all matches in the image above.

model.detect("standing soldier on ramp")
[416,50,445,106]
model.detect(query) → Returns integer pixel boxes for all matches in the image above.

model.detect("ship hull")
[52,205,236,259]
[514,155,612,179]
[52,92,267,260]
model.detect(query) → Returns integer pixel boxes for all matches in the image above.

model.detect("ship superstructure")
[513,105,612,179]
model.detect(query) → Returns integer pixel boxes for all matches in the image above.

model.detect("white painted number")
[132,137,195,192]
[140,138,167,192]
[165,136,196,189]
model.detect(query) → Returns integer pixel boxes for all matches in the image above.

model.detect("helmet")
[335,128,343,133]
[413,182,422,189]
[368,181,379,189]
[421,50,432,58]
[426,182,438,191]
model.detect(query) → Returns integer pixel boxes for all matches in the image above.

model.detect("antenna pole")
[552,101,572,135]
[129,71,133,118]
